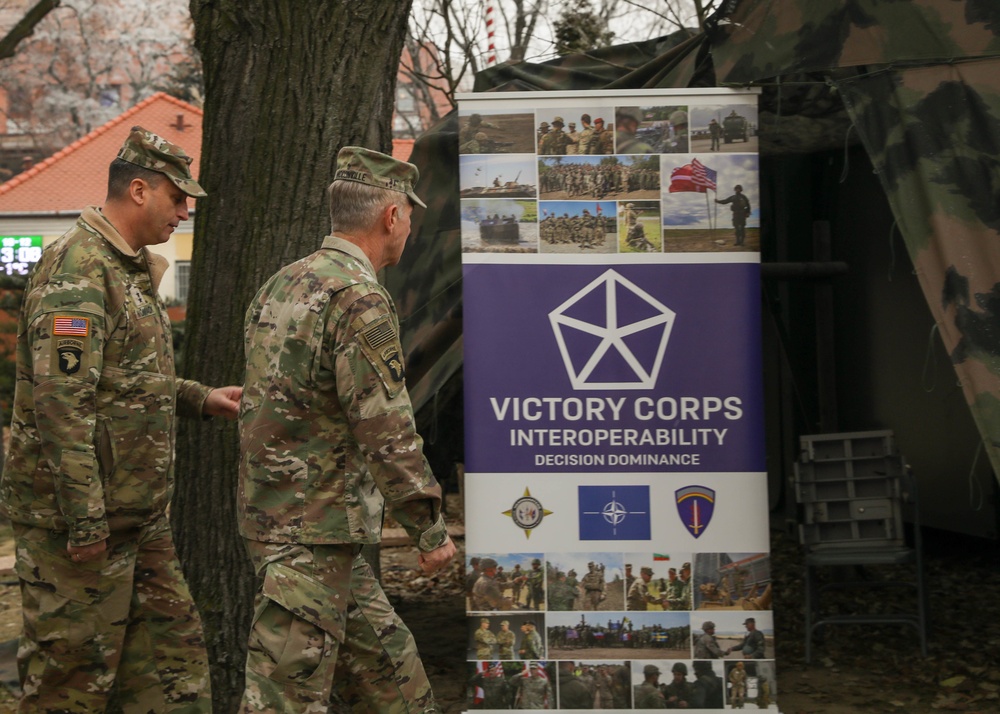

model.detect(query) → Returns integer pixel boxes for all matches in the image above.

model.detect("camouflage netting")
[386,0,1000,483]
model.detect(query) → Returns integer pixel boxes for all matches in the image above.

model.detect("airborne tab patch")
[56,338,84,375]
[53,316,90,336]
[357,317,405,399]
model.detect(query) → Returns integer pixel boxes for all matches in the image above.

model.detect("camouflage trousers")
[13,517,211,713]
[241,540,438,713]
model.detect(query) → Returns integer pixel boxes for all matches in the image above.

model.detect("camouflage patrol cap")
[500,620,509,626]
[702,621,716,630]
[333,145,426,208]
[743,617,756,625]
[481,617,491,624]
[539,121,550,129]
[481,557,498,569]
[116,126,206,197]
[551,116,565,127]
[617,106,642,123]
[672,662,688,674]
[681,562,691,570]
[640,566,653,576]
[643,664,661,676]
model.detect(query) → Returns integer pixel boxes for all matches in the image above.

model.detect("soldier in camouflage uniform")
[694,621,727,659]
[591,118,613,154]
[539,117,574,155]
[510,662,553,709]
[615,106,654,154]
[475,618,498,660]
[0,126,242,713]
[728,661,747,708]
[557,661,594,709]
[238,146,456,713]
[627,566,666,610]
[633,664,667,708]
[496,620,517,660]
[660,662,693,709]
[472,557,515,610]
[469,662,510,709]
[519,621,543,660]
[527,557,545,609]
[715,185,752,246]
[580,562,606,610]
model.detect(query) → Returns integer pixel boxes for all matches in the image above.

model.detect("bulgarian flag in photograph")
[653,553,671,561]
[669,158,717,193]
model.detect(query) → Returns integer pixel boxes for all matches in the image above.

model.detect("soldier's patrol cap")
[481,617,491,624]
[743,617,756,625]
[640,566,653,576]
[333,145,426,208]
[500,620,509,626]
[643,664,661,676]
[569,122,576,129]
[682,562,691,570]
[481,557,498,569]
[551,116,565,127]
[625,563,632,568]
[702,620,716,630]
[617,106,642,123]
[539,121,550,129]
[669,567,677,574]
[672,662,688,674]
[117,126,206,197]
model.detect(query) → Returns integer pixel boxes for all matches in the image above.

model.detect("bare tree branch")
[0,0,60,61]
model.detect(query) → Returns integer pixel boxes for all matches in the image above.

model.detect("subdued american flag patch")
[362,319,396,351]
[53,316,90,336]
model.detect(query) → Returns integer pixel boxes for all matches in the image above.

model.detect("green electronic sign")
[0,235,43,276]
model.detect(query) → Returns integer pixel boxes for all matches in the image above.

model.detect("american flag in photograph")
[53,316,89,336]
[691,158,717,191]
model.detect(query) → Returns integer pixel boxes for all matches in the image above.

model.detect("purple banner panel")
[463,260,764,473]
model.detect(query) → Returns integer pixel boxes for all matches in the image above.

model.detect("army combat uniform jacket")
[239,236,447,550]
[0,207,212,546]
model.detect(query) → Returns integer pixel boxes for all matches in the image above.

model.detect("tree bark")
[176,2,411,710]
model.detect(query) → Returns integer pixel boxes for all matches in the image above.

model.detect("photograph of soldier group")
[632,659,726,709]
[535,109,615,155]
[538,155,660,200]
[467,615,546,662]
[689,104,760,153]
[466,660,556,710]
[545,554,624,612]
[556,660,632,709]
[691,613,774,661]
[466,554,546,612]
[617,104,689,154]
[458,109,536,154]
[624,555,694,611]
[694,552,773,611]
[546,611,691,660]
[619,200,662,253]
[538,201,617,253]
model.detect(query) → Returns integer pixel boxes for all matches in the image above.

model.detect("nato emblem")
[549,269,675,390]
[675,485,715,538]
[579,485,650,540]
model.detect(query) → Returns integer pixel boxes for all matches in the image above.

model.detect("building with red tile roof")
[0,92,415,302]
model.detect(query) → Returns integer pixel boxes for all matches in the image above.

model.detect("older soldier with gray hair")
[238,145,456,713]
[0,126,242,712]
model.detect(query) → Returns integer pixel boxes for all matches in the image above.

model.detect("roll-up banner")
[459,89,776,712]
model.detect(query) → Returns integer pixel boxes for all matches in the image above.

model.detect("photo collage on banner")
[459,89,776,712]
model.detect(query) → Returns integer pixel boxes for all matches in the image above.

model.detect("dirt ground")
[0,515,997,712]
[664,227,761,252]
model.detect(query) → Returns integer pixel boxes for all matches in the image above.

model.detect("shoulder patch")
[53,316,90,336]
[357,317,405,398]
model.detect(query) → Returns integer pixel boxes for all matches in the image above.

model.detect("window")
[175,261,191,303]
[396,86,415,112]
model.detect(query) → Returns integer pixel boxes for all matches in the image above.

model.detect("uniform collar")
[320,234,377,280]
[82,206,169,291]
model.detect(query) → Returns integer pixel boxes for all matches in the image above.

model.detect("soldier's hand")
[419,538,457,575]
[67,538,107,564]
[204,386,243,419]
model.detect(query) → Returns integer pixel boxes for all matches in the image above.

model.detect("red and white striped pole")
[485,2,497,64]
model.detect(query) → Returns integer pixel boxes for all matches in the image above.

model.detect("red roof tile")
[0,93,204,213]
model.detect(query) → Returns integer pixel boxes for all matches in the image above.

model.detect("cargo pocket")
[246,562,344,696]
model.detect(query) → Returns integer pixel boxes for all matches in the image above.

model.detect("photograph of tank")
[460,198,538,254]
[459,154,537,199]
[689,103,759,153]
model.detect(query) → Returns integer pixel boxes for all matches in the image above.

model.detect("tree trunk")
[176,2,411,710]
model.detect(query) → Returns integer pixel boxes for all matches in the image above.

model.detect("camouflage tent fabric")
[389,0,1000,482]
